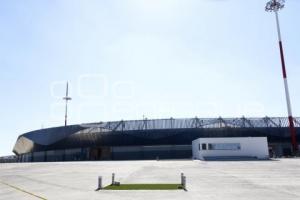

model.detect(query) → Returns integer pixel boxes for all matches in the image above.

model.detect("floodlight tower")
[63,82,72,126]
[265,0,298,152]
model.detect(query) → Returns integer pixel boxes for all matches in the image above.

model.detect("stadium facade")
[13,117,300,162]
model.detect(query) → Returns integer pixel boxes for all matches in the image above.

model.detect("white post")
[181,173,186,190]
[182,176,186,190]
[97,176,102,190]
[112,173,115,185]
[181,173,184,185]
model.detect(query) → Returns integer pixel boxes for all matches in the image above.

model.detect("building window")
[208,143,241,151]
[201,143,207,150]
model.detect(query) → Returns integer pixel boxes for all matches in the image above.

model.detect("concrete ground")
[1,159,300,200]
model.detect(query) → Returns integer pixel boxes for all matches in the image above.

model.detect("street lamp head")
[265,0,285,12]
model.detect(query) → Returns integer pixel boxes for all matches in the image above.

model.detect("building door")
[89,147,111,160]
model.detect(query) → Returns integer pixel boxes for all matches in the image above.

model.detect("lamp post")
[265,0,298,152]
[63,82,72,126]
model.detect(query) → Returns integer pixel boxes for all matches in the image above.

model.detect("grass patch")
[104,184,183,190]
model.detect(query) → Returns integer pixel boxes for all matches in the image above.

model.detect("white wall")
[192,137,269,160]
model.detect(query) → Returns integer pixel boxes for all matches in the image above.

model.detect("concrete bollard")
[112,173,115,185]
[181,173,184,185]
[97,176,102,190]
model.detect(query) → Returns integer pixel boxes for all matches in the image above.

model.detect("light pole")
[63,82,72,126]
[265,0,298,152]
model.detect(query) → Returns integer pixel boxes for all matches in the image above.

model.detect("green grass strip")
[0,180,47,200]
[104,184,183,190]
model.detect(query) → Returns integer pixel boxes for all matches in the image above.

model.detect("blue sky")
[0,0,299,156]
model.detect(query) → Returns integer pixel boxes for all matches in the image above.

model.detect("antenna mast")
[265,0,298,152]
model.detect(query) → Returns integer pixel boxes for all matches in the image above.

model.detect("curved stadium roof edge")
[13,117,300,155]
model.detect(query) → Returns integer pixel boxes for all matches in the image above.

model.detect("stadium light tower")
[265,0,298,152]
[63,82,72,126]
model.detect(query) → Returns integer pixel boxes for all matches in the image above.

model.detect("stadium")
[13,116,300,162]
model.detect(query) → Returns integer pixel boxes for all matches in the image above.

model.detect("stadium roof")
[13,117,300,155]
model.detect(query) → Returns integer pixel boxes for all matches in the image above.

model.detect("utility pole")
[63,82,72,126]
[265,0,298,152]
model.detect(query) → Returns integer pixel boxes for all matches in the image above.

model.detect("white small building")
[192,137,269,160]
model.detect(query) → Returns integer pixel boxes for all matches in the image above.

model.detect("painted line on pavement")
[0,180,47,200]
